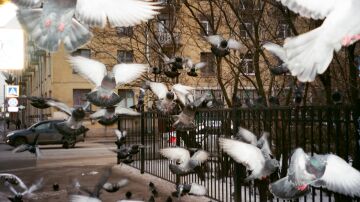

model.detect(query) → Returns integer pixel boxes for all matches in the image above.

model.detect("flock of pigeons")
[2,0,360,201]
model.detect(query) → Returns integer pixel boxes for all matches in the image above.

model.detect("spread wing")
[234,127,258,145]
[75,0,161,28]
[172,84,194,105]
[219,138,265,171]
[112,64,147,86]
[189,150,209,166]
[148,82,169,100]
[276,0,345,20]
[115,106,140,116]
[89,109,107,119]
[68,56,107,87]
[159,147,191,164]
[46,100,72,115]
[227,39,242,50]
[205,35,223,46]
[11,0,42,8]
[313,154,360,197]
[288,148,316,186]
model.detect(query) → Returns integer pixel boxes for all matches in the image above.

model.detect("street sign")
[5,85,19,97]
[8,106,18,112]
[7,97,18,107]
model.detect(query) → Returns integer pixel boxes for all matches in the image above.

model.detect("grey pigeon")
[270,148,360,199]
[1,71,16,84]
[26,96,57,109]
[262,0,360,82]
[219,136,279,181]
[262,43,289,76]
[114,130,127,147]
[14,0,161,52]
[12,133,41,158]
[32,98,90,144]
[160,147,209,180]
[69,56,147,107]
[110,144,146,164]
[185,58,206,77]
[0,174,28,191]
[171,183,207,198]
[130,86,147,112]
[205,35,242,57]
[148,182,158,197]
[269,64,289,75]
[90,105,140,126]
[163,55,189,70]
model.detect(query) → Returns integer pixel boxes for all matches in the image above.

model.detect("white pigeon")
[172,183,207,198]
[115,129,127,142]
[234,127,273,157]
[69,56,147,107]
[205,35,243,57]
[5,177,43,201]
[263,0,360,82]
[14,0,161,52]
[0,173,28,190]
[185,59,207,77]
[219,138,279,181]
[160,147,209,180]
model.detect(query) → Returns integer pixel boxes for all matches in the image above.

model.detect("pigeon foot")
[57,23,65,32]
[44,19,52,28]
[342,35,360,46]
[297,184,308,191]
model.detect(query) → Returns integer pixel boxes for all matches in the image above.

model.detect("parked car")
[5,120,85,148]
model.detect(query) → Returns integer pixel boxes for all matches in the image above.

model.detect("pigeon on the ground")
[160,147,209,180]
[185,59,206,77]
[69,168,112,202]
[4,177,43,202]
[171,183,207,198]
[125,191,132,199]
[205,35,242,57]
[263,0,360,82]
[69,56,147,107]
[31,98,90,144]
[12,132,41,158]
[90,105,140,126]
[165,196,173,202]
[148,182,158,197]
[270,148,360,199]
[14,0,161,52]
[219,136,279,181]
[102,179,128,193]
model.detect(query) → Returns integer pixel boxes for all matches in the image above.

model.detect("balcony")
[156,32,181,47]
[159,0,181,12]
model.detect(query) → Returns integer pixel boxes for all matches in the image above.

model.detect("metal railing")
[118,106,360,202]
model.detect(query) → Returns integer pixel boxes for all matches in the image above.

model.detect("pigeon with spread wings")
[90,105,140,126]
[12,132,41,158]
[185,59,206,77]
[4,177,43,202]
[205,35,243,57]
[69,56,147,107]
[263,0,360,82]
[14,0,161,52]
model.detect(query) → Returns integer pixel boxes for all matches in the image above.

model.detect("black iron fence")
[118,106,360,202]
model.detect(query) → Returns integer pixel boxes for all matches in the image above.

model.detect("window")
[200,52,215,76]
[73,89,91,109]
[194,89,223,102]
[200,20,210,35]
[240,22,254,39]
[277,23,291,39]
[241,53,254,74]
[71,49,91,58]
[117,50,134,63]
[116,27,133,37]
[118,89,134,108]
[35,122,51,130]
[238,89,257,104]
[237,0,263,10]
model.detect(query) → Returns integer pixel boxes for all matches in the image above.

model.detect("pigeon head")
[10,194,23,202]
[175,57,183,63]
[101,74,116,90]
[306,155,326,178]
[73,107,86,120]
[166,91,175,100]
[220,40,228,48]
[152,67,161,74]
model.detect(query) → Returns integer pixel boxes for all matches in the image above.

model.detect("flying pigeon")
[90,105,140,126]
[14,0,161,52]
[148,182,158,197]
[1,72,15,84]
[262,43,290,76]
[4,177,43,202]
[31,98,90,144]
[151,66,162,75]
[185,59,206,77]
[130,84,148,112]
[26,96,58,109]
[160,147,209,180]
[69,168,112,202]
[270,148,360,199]
[114,130,127,147]
[0,174,28,191]
[12,132,41,158]
[263,0,360,82]
[234,127,273,157]
[219,137,279,181]
[269,64,290,76]
[163,55,189,70]
[110,144,146,164]
[171,183,207,198]
[205,35,242,57]
[102,179,128,193]
[147,82,195,115]
[69,56,147,107]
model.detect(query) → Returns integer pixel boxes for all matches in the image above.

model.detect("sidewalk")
[1,164,212,202]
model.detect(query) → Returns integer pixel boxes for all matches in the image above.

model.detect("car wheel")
[62,141,76,149]
[13,137,27,147]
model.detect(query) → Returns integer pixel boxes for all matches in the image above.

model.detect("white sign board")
[8,106,18,112]
[5,85,19,97]
[7,97,18,107]
[0,29,24,70]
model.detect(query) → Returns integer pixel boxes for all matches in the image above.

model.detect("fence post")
[353,100,360,171]
[140,112,145,174]
[232,107,242,202]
